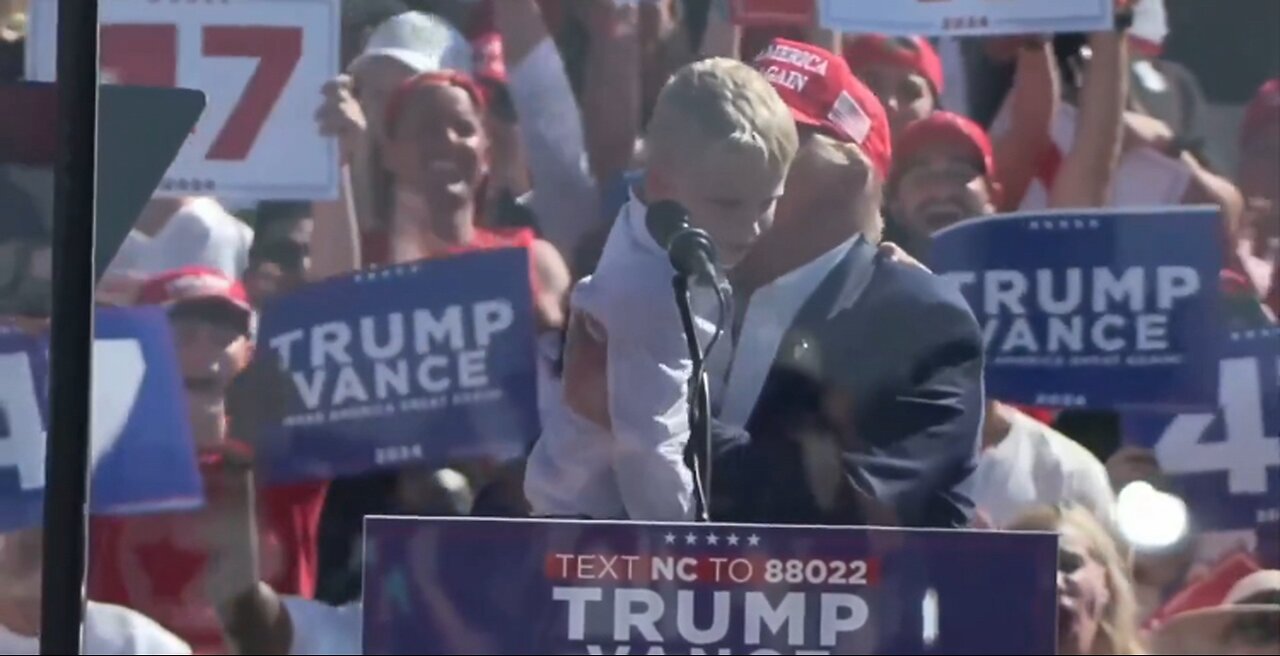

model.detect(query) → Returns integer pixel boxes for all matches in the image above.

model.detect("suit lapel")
[746,240,878,436]
[773,239,877,374]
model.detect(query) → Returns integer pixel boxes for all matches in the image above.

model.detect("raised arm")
[310,75,367,278]
[582,1,642,187]
[1049,31,1128,209]
[308,166,362,279]
[494,0,600,262]
[992,39,1058,211]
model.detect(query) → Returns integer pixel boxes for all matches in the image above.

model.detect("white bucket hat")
[349,11,474,76]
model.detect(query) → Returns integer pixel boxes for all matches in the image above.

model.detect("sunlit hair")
[805,132,885,243]
[646,57,798,183]
[1009,505,1146,656]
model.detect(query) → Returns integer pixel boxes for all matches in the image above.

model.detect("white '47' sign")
[25,0,340,199]
[1124,328,1280,531]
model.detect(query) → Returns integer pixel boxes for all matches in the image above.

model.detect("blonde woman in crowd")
[1010,505,1146,655]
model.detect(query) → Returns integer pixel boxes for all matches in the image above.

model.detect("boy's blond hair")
[646,57,798,182]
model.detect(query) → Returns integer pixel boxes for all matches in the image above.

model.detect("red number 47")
[101,24,303,162]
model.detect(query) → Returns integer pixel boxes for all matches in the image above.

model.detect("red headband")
[384,70,489,135]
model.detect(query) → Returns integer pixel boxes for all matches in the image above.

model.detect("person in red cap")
[87,267,328,655]
[886,110,1001,244]
[843,35,945,138]
[882,33,1137,535]
[708,38,985,528]
[886,111,1120,521]
[1237,78,1279,311]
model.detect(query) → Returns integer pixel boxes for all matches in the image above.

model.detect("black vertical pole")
[39,0,98,653]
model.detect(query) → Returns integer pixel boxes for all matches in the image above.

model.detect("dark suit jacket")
[710,239,985,528]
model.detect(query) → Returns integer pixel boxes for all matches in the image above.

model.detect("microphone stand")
[672,274,712,523]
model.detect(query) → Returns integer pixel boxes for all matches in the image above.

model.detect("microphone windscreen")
[645,200,689,249]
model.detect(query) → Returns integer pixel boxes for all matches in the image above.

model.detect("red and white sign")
[730,0,815,27]
[26,0,340,200]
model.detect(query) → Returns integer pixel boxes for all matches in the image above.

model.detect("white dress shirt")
[967,408,1116,528]
[0,601,191,655]
[524,194,722,521]
[711,237,859,428]
[283,597,362,656]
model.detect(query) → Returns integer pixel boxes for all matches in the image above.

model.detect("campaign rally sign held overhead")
[254,249,539,484]
[362,517,1058,654]
[26,0,340,199]
[818,0,1113,36]
[929,207,1223,410]
[0,308,203,532]
[1123,328,1280,532]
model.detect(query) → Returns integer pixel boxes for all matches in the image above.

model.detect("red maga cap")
[894,111,995,179]
[844,35,945,97]
[1241,78,1280,144]
[137,266,252,318]
[752,38,893,179]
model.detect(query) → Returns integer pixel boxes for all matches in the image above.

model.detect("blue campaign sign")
[1123,327,1280,532]
[255,249,539,484]
[0,307,203,531]
[362,517,1059,655]
[929,207,1223,410]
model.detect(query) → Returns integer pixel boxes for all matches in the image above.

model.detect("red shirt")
[362,225,542,303]
[88,457,327,654]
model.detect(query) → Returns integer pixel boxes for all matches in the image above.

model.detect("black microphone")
[645,200,720,284]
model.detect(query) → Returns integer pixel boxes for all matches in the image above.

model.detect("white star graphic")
[1028,221,1041,230]
[685,533,698,546]
[726,534,740,546]
[747,534,761,547]
[383,269,394,279]
[1089,219,1101,229]
[664,533,676,545]
[706,533,720,546]
[1059,219,1072,230]
[1232,331,1242,341]
[1042,221,1055,230]
[1074,219,1086,229]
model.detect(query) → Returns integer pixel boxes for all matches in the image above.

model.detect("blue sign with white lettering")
[363,517,1059,654]
[929,207,1223,409]
[254,249,539,484]
[0,307,203,532]
[1123,328,1280,531]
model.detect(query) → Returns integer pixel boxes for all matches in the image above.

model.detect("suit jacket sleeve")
[845,291,986,528]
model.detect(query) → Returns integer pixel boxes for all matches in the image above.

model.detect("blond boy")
[524,58,798,520]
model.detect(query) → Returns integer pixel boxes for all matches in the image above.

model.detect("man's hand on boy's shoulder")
[563,310,612,430]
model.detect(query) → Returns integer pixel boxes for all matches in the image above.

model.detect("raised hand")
[314,74,367,164]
